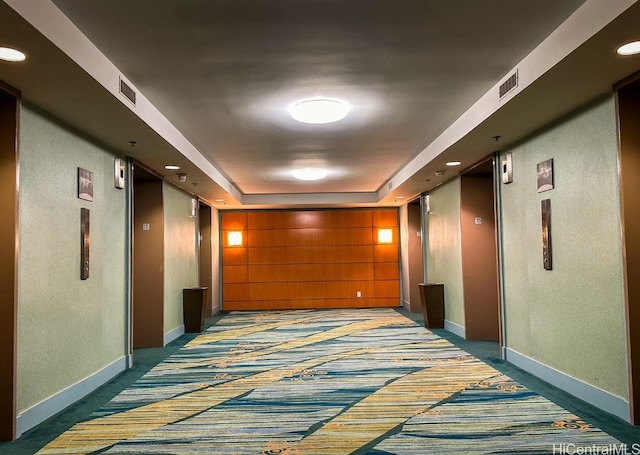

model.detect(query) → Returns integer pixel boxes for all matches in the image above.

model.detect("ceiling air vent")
[119,76,136,106]
[499,70,518,99]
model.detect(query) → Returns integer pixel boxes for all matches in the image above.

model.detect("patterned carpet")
[38,309,621,454]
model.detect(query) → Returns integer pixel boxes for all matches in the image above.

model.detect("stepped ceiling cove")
[1,0,639,207]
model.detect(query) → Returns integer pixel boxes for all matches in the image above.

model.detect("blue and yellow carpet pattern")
[38,309,620,454]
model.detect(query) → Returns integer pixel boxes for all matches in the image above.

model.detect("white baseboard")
[505,347,630,423]
[444,320,465,339]
[401,300,410,311]
[16,355,128,437]
[164,324,185,346]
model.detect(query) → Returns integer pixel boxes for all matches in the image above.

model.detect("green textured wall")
[17,105,127,413]
[501,96,628,399]
[163,183,198,335]
[426,178,465,327]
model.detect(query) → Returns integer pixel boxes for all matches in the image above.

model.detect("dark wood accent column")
[199,204,213,316]
[407,200,424,313]
[0,87,18,440]
[618,79,640,424]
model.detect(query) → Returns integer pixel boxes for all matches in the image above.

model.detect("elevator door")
[460,159,500,341]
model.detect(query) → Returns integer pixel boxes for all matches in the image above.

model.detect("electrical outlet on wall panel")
[357,291,362,298]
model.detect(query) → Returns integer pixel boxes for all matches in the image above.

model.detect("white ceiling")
[1,0,640,208]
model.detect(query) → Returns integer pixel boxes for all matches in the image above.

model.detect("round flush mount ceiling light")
[0,47,26,62]
[293,168,327,181]
[164,164,180,170]
[617,41,640,56]
[287,97,351,124]
[446,161,462,167]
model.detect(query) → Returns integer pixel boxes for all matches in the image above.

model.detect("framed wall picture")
[78,167,93,201]
[536,159,554,193]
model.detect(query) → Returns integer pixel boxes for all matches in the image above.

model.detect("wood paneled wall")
[221,209,400,310]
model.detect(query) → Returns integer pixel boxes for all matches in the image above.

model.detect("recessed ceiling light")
[617,41,640,56]
[288,98,351,124]
[164,164,180,170]
[293,168,327,181]
[446,161,462,166]
[0,47,26,62]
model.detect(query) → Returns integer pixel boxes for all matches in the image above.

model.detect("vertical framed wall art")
[541,199,552,270]
[81,208,90,280]
[78,167,93,201]
[536,159,554,193]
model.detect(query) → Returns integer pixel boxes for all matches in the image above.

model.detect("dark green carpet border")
[2,308,639,454]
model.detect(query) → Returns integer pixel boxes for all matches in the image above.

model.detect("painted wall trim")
[16,356,127,437]
[494,152,508,359]
[164,325,185,346]
[505,347,630,422]
[444,320,466,339]
[401,299,410,311]
[125,157,133,368]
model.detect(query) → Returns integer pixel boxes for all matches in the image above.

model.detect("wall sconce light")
[228,231,243,246]
[191,198,198,217]
[378,228,393,244]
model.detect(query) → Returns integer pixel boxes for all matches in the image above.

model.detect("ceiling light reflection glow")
[288,98,350,124]
[293,168,327,181]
